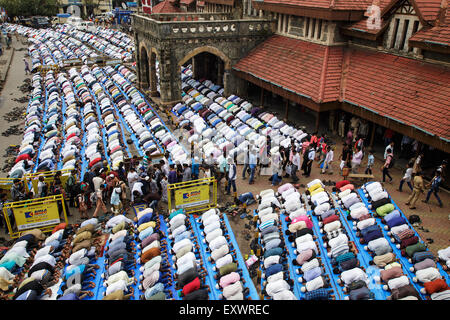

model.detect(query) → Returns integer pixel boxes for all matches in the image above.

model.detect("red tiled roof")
[233,35,343,103]
[342,0,393,35]
[151,0,182,13]
[414,0,444,22]
[341,48,450,140]
[343,16,390,35]
[409,2,450,47]
[253,0,374,10]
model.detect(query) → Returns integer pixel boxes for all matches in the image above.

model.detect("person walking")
[365,149,375,175]
[225,158,237,195]
[23,58,30,75]
[382,148,394,183]
[218,154,228,185]
[242,145,250,179]
[398,162,413,192]
[405,171,425,210]
[291,149,301,183]
[65,170,77,208]
[423,170,444,208]
[6,33,11,49]
[270,151,282,186]
[92,184,107,218]
[304,145,316,178]
[249,149,258,185]
[280,146,289,178]
[321,145,334,175]
[77,191,88,220]
[110,187,123,215]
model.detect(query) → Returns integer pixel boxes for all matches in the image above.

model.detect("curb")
[0,47,15,84]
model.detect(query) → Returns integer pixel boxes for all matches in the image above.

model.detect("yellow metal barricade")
[0,177,29,200]
[167,177,217,215]
[24,168,72,196]
[2,194,68,238]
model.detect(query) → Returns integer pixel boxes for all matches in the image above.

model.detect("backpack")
[388,155,395,169]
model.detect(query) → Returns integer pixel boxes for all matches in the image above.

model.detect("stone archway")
[139,44,150,91]
[178,45,232,71]
[178,45,231,88]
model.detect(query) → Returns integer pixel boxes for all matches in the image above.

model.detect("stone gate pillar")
[158,48,182,106]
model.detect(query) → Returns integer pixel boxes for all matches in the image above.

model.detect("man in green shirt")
[218,154,229,186]
[65,170,78,208]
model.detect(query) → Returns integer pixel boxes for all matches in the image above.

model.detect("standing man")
[168,165,178,185]
[405,171,425,210]
[10,179,25,202]
[191,157,200,180]
[365,149,375,175]
[249,149,258,185]
[24,58,30,75]
[398,162,413,192]
[65,170,77,208]
[93,184,107,218]
[423,170,443,208]
[351,147,363,173]
[218,154,228,186]
[350,116,360,136]
[226,158,237,195]
[182,163,192,182]
[270,151,282,186]
[321,145,334,175]
[382,148,394,183]
[127,167,139,192]
[339,144,351,173]
[304,145,316,177]
[291,149,301,183]
[242,145,250,180]
[345,128,354,146]
[384,141,395,160]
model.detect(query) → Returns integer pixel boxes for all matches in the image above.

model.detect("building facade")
[58,0,113,17]
[134,0,450,173]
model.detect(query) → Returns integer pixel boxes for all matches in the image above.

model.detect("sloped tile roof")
[409,3,450,47]
[233,35,343,103]
[341,48,450,140]
[151,0,182,13]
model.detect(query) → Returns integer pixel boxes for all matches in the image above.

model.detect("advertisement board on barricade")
[168,177,217,214]
[174,184,210,209]
[2,194,68,238]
